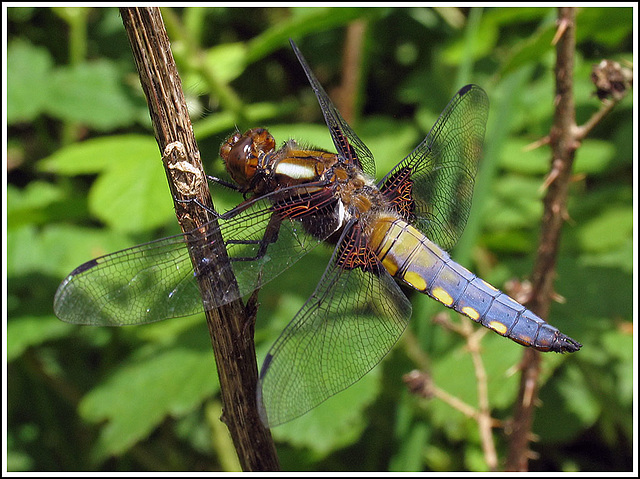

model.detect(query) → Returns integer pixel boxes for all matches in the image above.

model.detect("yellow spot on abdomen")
[382,258,399,276]
[489,321,508,335]
[404,271,427,291]
[432,287,454,306]
[462,306,480,320]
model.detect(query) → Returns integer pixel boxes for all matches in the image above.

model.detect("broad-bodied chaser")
[54,39,581,427]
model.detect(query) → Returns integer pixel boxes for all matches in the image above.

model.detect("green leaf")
[554,257,632,332]
[573,140,617,176]
[246,7,385,64]
[6,39,54,123]
[482,174,543,231]
[39,135,174,232]
[39,134,159,175]
[79,347,218,458]
[497,14,557,78]
[576,206,633,253]
[576,7,634,46]
[203,42,247,84]
[388,421,430,471]
[272,367,380,456]
[181,42,249,96]
[7,315,75,361]
[357,116,420,176]
[500,139,549,175]
[442,14,499,65]
[535,362,600,443]
[266,123,336,152]
[46,60,141,130]
[500,138,616,177]
[7,40,143,129]
[6,223,135,278]
[88,154,173,232]
[580,238,633,274]
[601,328,633,407]
[7,182,66,229]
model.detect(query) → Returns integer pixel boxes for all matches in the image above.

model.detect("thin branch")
[506,7,577,471]
[119,8,279,471]
[506,9,632,472]
[403,315,500,470]
[403,369,502,428]
[465,322,499,471]
[337,20,368,124]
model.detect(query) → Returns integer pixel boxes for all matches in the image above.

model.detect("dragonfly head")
[220,128,276,191]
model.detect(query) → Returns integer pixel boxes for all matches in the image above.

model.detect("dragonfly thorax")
[220,128,343,197]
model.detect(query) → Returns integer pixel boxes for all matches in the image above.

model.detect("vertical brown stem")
[119,8,279,471]
[338,20,367,124]
[505,7,577,471]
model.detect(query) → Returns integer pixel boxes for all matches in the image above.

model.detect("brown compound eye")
[220,134,257,189]
[219,131,242,161]
[219,129,277,190]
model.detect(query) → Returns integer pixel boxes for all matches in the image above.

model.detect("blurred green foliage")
[6,6,633,472]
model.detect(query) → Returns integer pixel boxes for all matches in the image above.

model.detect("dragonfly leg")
[172,195,222,217]
[227,213,283,262]
[207,175,241,192]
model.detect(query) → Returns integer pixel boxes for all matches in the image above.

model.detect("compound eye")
[221,135,256,188]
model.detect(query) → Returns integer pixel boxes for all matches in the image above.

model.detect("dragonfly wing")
[54,192,339,326]
[53,232,205,326]
[379,84,489,251]
[289,39,377,178]
[257,224,412,427]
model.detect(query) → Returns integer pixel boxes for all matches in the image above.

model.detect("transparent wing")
[379,84,489,251]
[54,191,340,326]
[290,39,376,178]
[257,227,412,427]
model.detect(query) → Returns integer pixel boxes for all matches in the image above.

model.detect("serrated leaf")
[79,347,218,458]
[38,135,175,232]
[88,153,174,232]
[46,60,140,130]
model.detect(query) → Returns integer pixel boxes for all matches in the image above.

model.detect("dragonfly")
[54,39,582,427]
